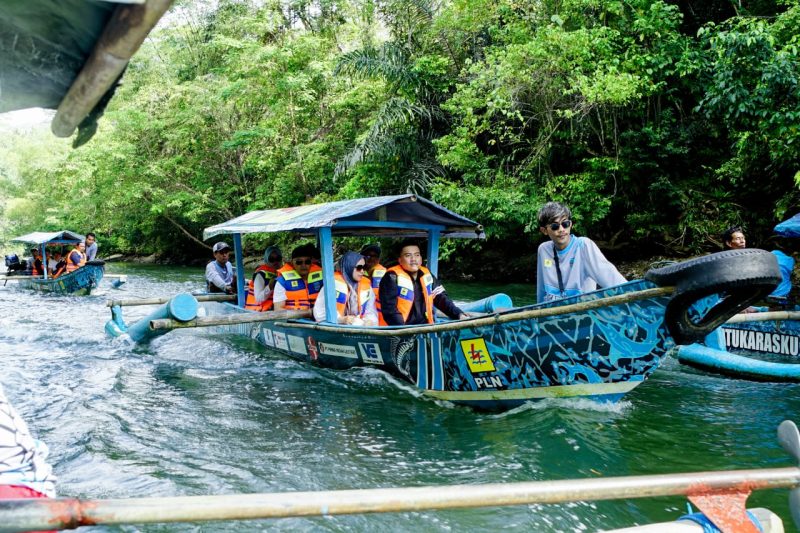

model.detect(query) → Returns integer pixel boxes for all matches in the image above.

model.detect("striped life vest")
[369,264,386,315]
[65,249,86,273]
[333,272,373,319]
[276,264,324,310]
[244,265,278,311]
[378,265,434,326]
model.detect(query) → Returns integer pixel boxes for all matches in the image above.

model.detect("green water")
[0,263,797,531]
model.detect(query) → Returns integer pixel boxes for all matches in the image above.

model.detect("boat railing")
[2,420,800,533]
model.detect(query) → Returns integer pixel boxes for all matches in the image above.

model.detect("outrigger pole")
[2,420,800,532]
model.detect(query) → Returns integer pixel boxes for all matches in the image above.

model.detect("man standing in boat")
[379,240,468,325]
[206,242,237,294]
[536,201,626,303]
[273,244,324,310]
[85,232,98,261]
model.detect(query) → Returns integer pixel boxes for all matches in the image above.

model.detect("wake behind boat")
[106,195,781,411]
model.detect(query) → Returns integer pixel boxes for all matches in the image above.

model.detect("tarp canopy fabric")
[12,231,86,245]
[203,195,485,240]
[774,213,800,238]
[0,0,118,113]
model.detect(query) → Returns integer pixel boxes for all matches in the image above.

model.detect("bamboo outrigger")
[105,195,782,411]
[2,420,800,532]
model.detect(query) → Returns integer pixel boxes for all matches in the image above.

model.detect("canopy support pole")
[318,228,337,324]
[40,244,48,280]
[427,230,440,277]
[233,233,245,308]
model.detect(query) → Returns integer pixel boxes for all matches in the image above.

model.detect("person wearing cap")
[360,244,386,316]
[379,239,468,326]
[206,242,237,294]
[273,243,324,311]
[313,251,378,325]
[244,245,283,311]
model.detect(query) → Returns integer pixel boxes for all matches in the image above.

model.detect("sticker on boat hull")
[261,328,275,347]
[460,337,496,373]
[274,331,288,351]
[359,343,383,364]
[307,337,319,361]
[319,342,357,358]
[725,328,800,356]
[288,335,307,355]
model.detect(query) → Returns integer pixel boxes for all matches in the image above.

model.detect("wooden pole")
[274,286,675,337]
[51,0,173,137]
[149,310,312,331]
[727,311,800,324]
[107,294,236,307]
[0,466,797,532]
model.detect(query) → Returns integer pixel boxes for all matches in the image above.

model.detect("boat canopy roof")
[774,213,800,238]
[12,230,85,245]
[203,195,485,240]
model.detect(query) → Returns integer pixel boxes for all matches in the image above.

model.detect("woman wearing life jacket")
[378,240,467,326]
[313,251,378,325]
[29,248,44,276]
[273,244,324,311]
[65,242,87,273]
[244,245,283,312]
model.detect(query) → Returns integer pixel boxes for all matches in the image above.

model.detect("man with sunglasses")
[245,245,283,311]
[273,244,324,311]
[536,201,626,303]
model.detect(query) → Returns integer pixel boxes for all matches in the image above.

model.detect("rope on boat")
[727,311,800,324]
[0,465,796,532]
[273,286,675,337]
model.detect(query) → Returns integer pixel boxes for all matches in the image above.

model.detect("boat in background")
[4,231,109,295]
[106,195,780,411]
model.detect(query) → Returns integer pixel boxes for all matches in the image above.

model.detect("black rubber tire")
[644,249,781,344]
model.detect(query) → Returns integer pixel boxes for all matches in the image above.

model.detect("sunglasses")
[293,259,313,266]
[548,220,572,231]
[268,256,282,263]
[354,265,365,271]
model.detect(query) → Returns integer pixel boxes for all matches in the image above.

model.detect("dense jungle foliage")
[1,0,799,279]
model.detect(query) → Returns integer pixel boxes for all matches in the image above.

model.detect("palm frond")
[335,43,420,91]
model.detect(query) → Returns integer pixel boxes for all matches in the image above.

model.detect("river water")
[1,263,798,532]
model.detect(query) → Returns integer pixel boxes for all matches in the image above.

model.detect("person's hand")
[224,284,233,294]
[363,317,378,327]
[342,316,356,325]
[458,313,470,320]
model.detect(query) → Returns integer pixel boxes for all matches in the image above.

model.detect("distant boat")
[5,230,105,295]
[107,195,780,411]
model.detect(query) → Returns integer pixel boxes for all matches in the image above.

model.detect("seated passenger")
[65,242,87,274]
[273,244,324,311]
[29,248,44,276]
[244,245,283,311]
[48,251,62,275]
[722,225,746,250]
[205,242,236,294]
[378,240,467,325]
[313,251,378,325]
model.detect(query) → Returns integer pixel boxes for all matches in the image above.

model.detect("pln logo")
[460,338,496,373]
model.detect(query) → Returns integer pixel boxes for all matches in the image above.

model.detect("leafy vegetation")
[1,0,798,278]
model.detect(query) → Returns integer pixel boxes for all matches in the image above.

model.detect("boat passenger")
[85,232,98,261]
[244,245,283,311]
[206,242,237,294]
[313,251,378,325]
[29,248,44,276]
[65,242,87,273]
[48,251,62,275]
[722,226,746,250]
[273,244,324,311]
[0,384,56,532]
[536,201,626,303]
[360,243,386,316]
[378,240,467,326]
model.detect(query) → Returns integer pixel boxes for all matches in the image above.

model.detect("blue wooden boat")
[6,231,105,295]
[107,195,781,410]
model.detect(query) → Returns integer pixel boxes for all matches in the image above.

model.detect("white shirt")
[0,385,56,497]
[313,286,378,324]
[205,260,234,291]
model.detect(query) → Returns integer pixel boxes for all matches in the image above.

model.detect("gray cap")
[212,242,231,253]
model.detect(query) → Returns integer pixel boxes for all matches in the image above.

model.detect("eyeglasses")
[354,265,365,271]
[548,220,572,231]
[364,254,379,259]
[293,259,313,266]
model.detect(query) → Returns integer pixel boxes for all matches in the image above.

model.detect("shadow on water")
[0,263,797,531]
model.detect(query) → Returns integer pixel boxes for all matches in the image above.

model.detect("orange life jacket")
[378,265,434,326]
[276,264,324,310]
[65,249,86,273]
[244,264,278,311]
[31,258,42,276]
[369,263,386,315]
[333,272,373,319]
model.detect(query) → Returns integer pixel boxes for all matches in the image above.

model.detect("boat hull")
[720,319,800,358]
[200,280,675,410]
[10,263,105,295]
